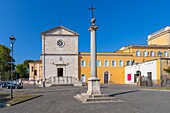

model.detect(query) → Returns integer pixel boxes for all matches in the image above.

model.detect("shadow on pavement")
[100,86,108,88]
[0,93,11,109]
[109,90,139,97]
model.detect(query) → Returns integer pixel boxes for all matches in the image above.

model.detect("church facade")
[29,26,170,86]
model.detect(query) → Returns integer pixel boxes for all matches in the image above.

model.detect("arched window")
[143,51,148,57]
[157,51,162,57]
[81,60,86,66]
[126,60,131,66]
[81,74,86,83]
[119,60,123,66]
[97,60,101,66]
[150,51,155,57]
[112,60,116,66]
[136,51,140,56]
[164,51,168,57]
[104,60,109,66]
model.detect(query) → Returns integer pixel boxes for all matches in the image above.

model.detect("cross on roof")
[88,5,96,18]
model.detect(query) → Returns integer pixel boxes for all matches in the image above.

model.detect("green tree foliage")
[164,66,170,75]
[0,44,12,81]
[16,60,34,78]
[23,60,34,69]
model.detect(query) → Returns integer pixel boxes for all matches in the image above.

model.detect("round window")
[57,40,65,48]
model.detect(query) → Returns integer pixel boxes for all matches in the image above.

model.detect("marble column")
[87,18,101,95]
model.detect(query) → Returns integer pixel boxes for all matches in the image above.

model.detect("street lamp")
[9,35,16,99]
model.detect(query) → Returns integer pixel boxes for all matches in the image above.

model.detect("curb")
[0,95,42,107]
[140,88,170,92]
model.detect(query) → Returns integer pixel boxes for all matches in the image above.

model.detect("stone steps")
[51,84,73,86]
[74,93,118,103]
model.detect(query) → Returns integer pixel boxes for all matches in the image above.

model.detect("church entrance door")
[58,68,63,77]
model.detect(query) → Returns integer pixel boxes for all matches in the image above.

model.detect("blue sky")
[1,0,170,64]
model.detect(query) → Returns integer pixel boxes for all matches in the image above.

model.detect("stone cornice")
[41,54,79,56]
[41,53,132,57]
[41,34,78,37]
[147,30,170,42]
[41,26,79,36]
[129,45,170,49]
[79,54,132,56]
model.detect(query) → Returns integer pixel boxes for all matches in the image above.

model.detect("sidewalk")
[140,88,170,92]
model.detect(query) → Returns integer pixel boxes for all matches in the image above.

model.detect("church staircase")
[45,76,82,87]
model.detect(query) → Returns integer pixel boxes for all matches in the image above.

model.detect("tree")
[16,60,34,78]
[23,60,34,69]
[0,44,12,81]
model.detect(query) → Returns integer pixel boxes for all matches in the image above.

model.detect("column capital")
[89,25,98,31]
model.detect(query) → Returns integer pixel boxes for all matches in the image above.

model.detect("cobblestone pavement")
[0,84,170,113]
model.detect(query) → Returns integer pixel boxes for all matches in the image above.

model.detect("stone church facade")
[40,26,81,86]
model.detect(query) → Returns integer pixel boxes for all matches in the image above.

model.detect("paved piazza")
[0,84,170,113]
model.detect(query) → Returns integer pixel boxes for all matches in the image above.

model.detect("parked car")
[1,81,10,88]
[7,83,23,89]
[0,82,3,87]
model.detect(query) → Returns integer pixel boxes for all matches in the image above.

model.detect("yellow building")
[79,26,170,84]
[29,26,170,85]
[29,60,42,84]
[79,45,170,84]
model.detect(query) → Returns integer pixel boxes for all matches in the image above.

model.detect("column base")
[74,77,119,103]
[86,77,101,95]
[74,93,118,103]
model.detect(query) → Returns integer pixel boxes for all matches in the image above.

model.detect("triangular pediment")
[41,26,79,36]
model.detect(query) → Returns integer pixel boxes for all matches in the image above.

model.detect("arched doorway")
[81,74,86,83]
[104,71,109,83]
[134,70,141,83]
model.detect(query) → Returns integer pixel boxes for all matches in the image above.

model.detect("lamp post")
[9,35,16,99]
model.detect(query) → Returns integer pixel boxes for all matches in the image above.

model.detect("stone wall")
[42,55,78,79]
[42,35,78,54]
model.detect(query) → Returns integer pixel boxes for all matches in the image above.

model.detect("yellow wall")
[156,59,161,84]
[79,53,133,84]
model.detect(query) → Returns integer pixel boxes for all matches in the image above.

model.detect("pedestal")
[74,77,118,103]
[87,77,101,95]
